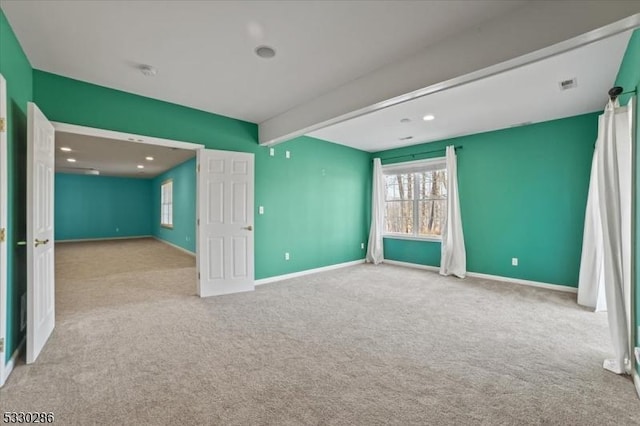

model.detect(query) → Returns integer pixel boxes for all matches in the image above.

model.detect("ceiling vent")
[559,78,577,90]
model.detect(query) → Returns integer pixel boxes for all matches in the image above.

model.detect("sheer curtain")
[366,158,384,264]
[577,148,607,312]
[579,98,633,374]
[440,146,466,278]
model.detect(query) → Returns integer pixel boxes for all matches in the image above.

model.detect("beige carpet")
[1,238,639,425]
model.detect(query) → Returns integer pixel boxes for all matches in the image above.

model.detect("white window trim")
[382,157,446,241]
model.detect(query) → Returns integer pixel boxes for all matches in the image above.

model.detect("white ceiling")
[309,30,633,152]
[55,132,195,178]
[1,0,527,123]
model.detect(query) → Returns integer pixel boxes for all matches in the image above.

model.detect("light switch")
[259,206,264,215]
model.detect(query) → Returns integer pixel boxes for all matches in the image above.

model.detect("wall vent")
[559,78,577,90]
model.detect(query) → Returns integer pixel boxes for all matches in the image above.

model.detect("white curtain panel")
[366,158,384,264]
[440,146,466,278]
[577,144,607,312]
[597,98,633,375]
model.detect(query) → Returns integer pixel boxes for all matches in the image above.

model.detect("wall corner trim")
[383,259,578,294]
[1,337,25,388]
[152,237,196,257]
[255,259,366,286]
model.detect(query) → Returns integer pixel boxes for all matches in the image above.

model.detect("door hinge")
[198,272,201,280]
[0,228,5,243]
[0,117,5,133]
[0,338,4,353]
[197,164,200,173]
[197,219,200,226]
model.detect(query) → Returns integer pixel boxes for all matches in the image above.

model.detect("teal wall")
[613,29,640,373]
[0,9,32,363]
[55,173,152,241]
[375,112,599,287]
[32,71,371,280]
[151,158,196,253]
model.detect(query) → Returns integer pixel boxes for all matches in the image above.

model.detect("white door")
[26,102,55,364]
[0,74,7,384]
[197,149,254,297]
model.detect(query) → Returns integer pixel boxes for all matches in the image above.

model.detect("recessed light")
[139,64,157,77]
[400,118,411,124]
[66,158,76,163]
[145,156,154,161]
[423,114,435,121]
[60,147,72,152]
[399,136,413,141]
[255,45,276,59]
[137,165,144,169]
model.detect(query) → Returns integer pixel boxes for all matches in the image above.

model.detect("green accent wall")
[151,158,196,253]
[55,173,152,241]
[0,9,32,364]
[613,28,640,374]
[32,70,371,280]
[375,112,599,287]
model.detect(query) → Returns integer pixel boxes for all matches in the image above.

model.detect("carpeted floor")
[1,238,639,425]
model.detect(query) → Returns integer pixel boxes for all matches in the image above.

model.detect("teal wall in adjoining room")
[151,157,196,253]
[0,9,32,364]
[613,28,640,374]
[32,70,371,280]
[55,173,153,241]
[375,112,599,287]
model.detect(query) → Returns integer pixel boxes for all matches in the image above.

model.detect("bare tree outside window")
[384,166,447,238]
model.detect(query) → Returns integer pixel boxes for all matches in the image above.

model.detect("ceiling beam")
[259,1,640,146]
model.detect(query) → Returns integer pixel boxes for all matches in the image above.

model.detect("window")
[383,158,447,239]
[161,179,173,228]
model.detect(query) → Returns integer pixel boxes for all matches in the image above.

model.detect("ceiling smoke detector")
[559,77,577,90]
[400,118,411,124]
[139,64,157,77]
[255,46,276,59]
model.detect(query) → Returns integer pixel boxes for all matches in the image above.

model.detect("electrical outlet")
[259,206,264,215]
[269,148,275,157]
[512,257,518,266]
[285,252,290,261]
[116,227,119,232]
[285,150,290,159]
[361,243,365,249]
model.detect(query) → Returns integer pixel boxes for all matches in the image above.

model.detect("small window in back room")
[161,179,173,228]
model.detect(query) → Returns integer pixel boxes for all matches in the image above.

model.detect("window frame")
[382,157,447,242]
[160,178,174,229]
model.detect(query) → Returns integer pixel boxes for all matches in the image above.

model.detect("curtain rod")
[609,86,637,101]
[377,145,463,162]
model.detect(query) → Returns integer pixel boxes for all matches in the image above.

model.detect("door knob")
[35,238,49,247]
[242,225,253,231]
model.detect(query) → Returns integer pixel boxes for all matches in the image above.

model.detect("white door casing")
[197,149,254,297]
[0,74,7,384]
[26,102,55,364]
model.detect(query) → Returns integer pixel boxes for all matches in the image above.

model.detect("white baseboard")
[634,369,640,400]
[465,271,577,293]
[152,237,196,257]
[383,259,440,272]
[56,235,152,243]
[255,259,365,286]
[1,337,25,387]
[383,259,577,294]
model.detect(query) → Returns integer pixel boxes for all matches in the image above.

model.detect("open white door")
[0,75,7,384]
[26,102,55,364]
[197,149,254,297]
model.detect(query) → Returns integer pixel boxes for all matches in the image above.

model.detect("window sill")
[161,224,174,229]
[383,234,441,243]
